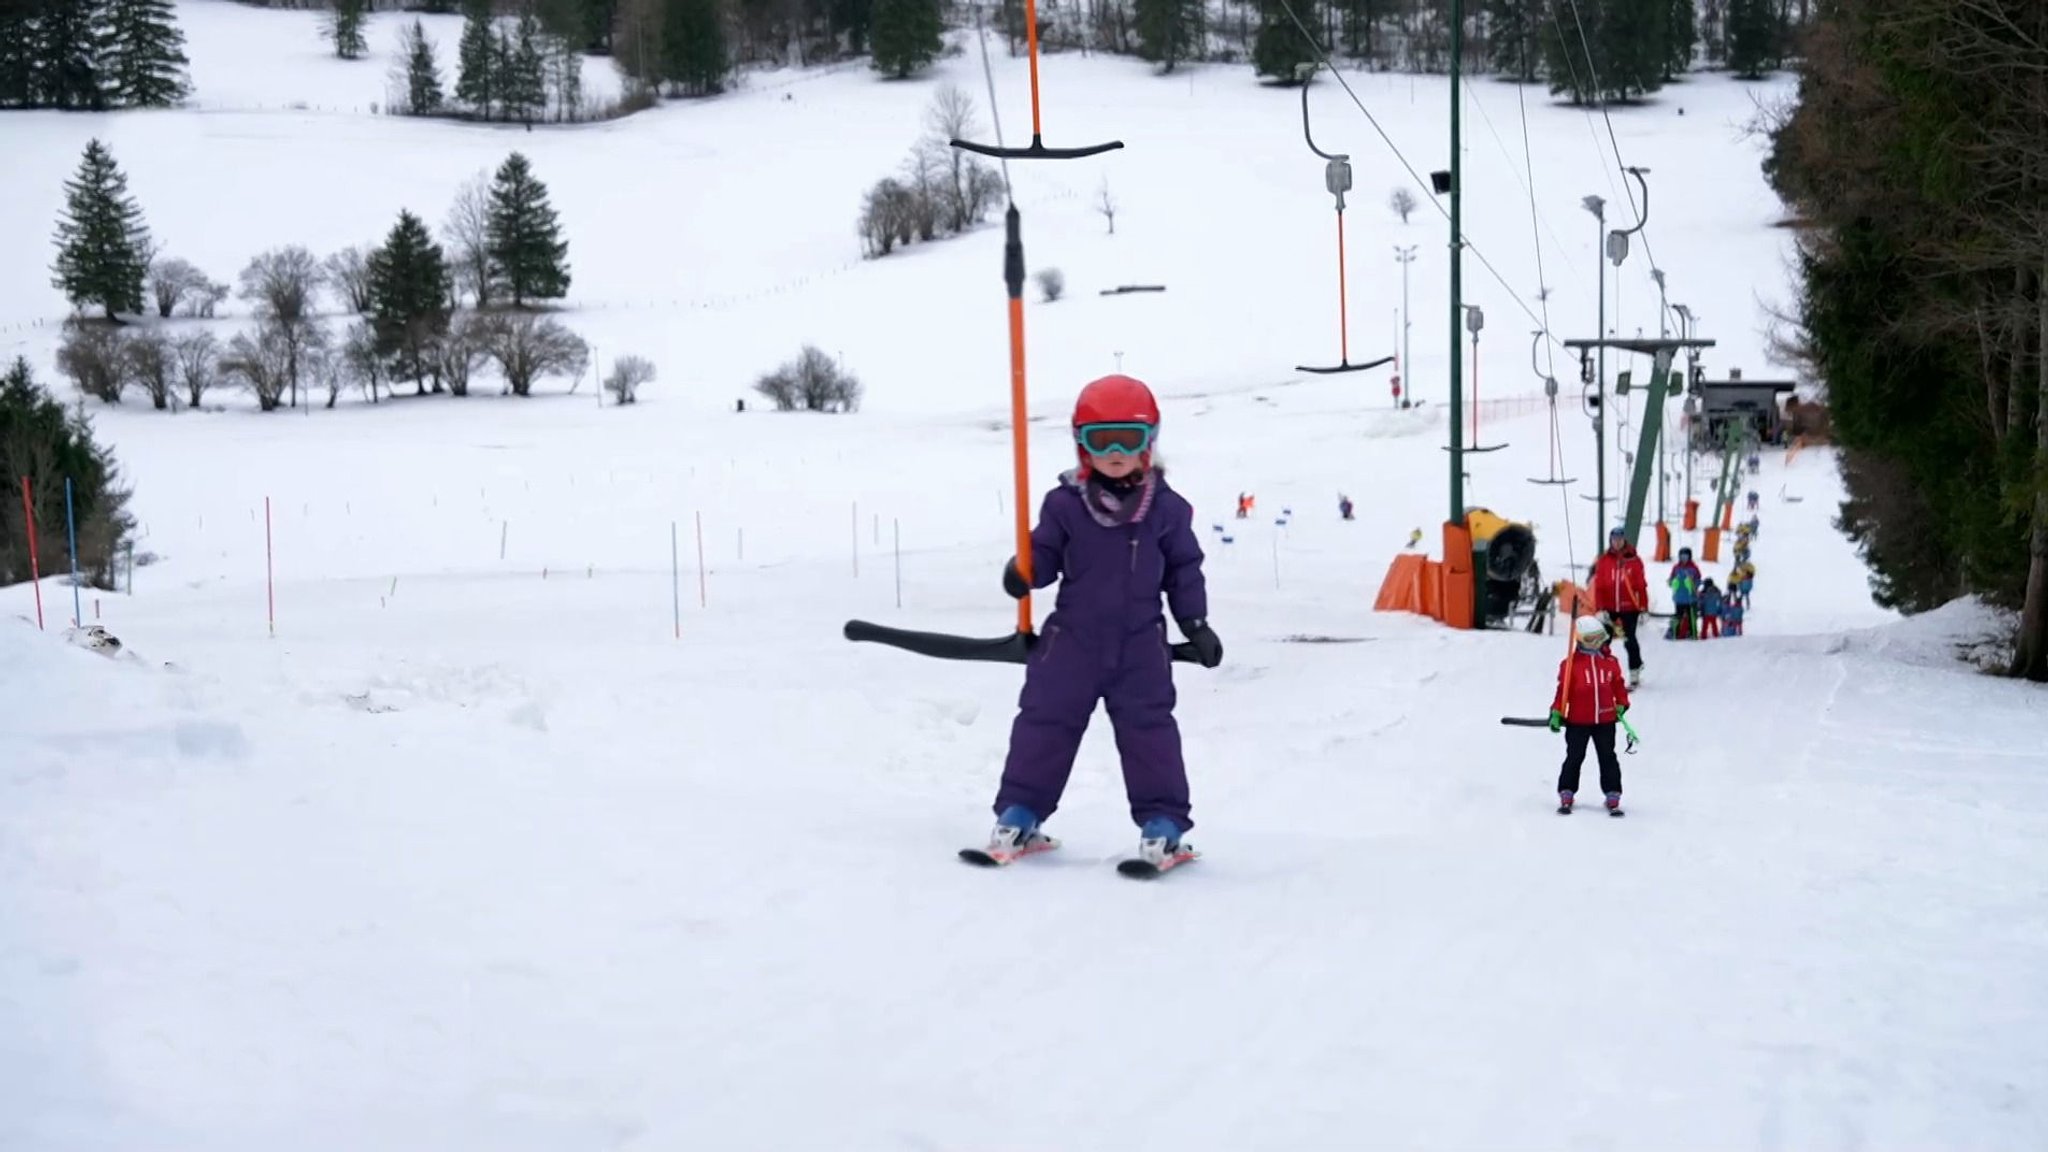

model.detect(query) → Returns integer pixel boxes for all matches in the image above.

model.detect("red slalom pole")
[264,496,275,636]
[20,476,43,630]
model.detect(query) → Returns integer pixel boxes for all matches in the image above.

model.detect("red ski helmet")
[1071,374,1160,474]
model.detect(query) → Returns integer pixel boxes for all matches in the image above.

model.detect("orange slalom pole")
[1003,204,1034,635]
[1336,210,1350,364]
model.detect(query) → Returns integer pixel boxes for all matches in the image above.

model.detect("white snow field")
[6,4,2048,1149]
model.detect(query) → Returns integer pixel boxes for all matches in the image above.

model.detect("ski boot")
[1629,665,1642,690]
[982,805,1057,863]
[1136,816,1196,867]
[1557,790,1575,815]
[1605,791,1624,817]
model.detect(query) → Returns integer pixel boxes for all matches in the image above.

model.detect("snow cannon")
[1466,507,1540,628]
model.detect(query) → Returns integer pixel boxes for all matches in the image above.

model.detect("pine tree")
[103,0,189,107]
[1664,0,1696,79]
[50,139,151,321]
[660,0,728,94]
[869,0,940,79]
[401,19,445,113]
[1724,0,1776,78]
[500,13,548,122]
[0,357,134,590]
[366,210,452,392]
[1488,0,1542,81]
[37,0,109,110]
[486,152,571,307]
[0,6,38,108]
[456,0,497,115]
[328,0,369,59]
[1252,0,1318,83]
[1134,0,1201,72]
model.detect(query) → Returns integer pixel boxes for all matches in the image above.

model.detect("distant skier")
[989,374,1222,867]
[1590,526,1649,687]
[1338,493,1355,520]
[1747,489,1760,512]
[1669,547,1703,639]
[1549,615,1632,813]
[1722,595,1745,637]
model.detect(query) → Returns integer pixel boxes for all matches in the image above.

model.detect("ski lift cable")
[1459,72,1585,323]
[1511,38,1563,384]
[1270,0,1565,350]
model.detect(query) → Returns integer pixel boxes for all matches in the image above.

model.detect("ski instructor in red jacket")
[1590,526,1649,686]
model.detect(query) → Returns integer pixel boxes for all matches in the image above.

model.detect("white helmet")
[1574,615,1609,642]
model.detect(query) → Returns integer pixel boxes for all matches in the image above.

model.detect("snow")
[5,4,2048,1149]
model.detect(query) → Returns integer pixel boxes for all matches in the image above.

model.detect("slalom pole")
[19,477,43,630]
[64,477,80,627]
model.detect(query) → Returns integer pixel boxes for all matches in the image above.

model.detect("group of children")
[1664,511,1759,640]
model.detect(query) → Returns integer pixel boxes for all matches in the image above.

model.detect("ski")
[1116,848,1199,879]
[958,837,1060,867]
[1557,804,1573,815]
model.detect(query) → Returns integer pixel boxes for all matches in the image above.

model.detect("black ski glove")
[1178,618,1223,668]
[1001,557,1031,599]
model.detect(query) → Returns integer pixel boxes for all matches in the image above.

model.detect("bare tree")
[443,174,495,309]
[238,246,327,408]
[858,178,920,257]
[604,354,655,404]
[1097,177,1118,235]
[173,330,218,409]
[337,320,387,404]
[436,312,488,397]
[218,321,293,411]
[1389,186,1418,224]
[324,246,374,314]
[192,278,228,317]
[125,328,174,410]
[478,313,588,396]
[147,257,212,318]
[1035,267,1066,302]
[56,321,131,404]
[922,85,1003,233]
[899,144,946,242]
[754,345,861,412]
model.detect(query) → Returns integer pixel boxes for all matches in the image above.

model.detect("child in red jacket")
[1548,615,1632,813]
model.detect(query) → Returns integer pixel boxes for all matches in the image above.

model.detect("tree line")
[0,0,189,110]
[48,137,616,412]
[1766,0,2048,679]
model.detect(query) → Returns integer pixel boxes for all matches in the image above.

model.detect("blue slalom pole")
[64,476,81,628]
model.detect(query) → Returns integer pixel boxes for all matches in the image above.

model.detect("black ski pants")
[1613,611,1644,670]
[1558,723,1622,796]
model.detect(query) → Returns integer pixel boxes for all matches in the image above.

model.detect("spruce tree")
[501,13,548,122]
[1724,0,1776,78]
[1663,0,1696,79]
[486,152,571,307]
[0,357,134,590]
[455,0,497,115]
[1134,0,1200,72]
[660,0,728,95]
[869,0,940,79]
[366,210,452,392]
[402,19,445,113]
[1488,0,1542,82]
[37,0,108,110]
[0,6,38,108]
[51,139,151,321]
[1252,0,1317,83]
[103,0,189,107]
[328,0,369,59]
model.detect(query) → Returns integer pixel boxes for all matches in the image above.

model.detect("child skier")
[1549,615,1632,813]
[1699,578,1724,638]
[989,374,1222,866]
[1722,596,1745,636]
[1669,548,1703,639]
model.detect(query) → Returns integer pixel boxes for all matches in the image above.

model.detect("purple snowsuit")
[994,468,1208,832]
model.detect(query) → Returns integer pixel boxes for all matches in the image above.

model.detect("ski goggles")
[1075,422,1155,456]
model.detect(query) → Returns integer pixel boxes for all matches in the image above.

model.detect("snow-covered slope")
[4,3,2047,1149]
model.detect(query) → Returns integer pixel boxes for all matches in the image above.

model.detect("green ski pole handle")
[1618,713,1640,752]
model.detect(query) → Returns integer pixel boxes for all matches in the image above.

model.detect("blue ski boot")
[984,805,1056,861]
[1136,816,1187,866]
